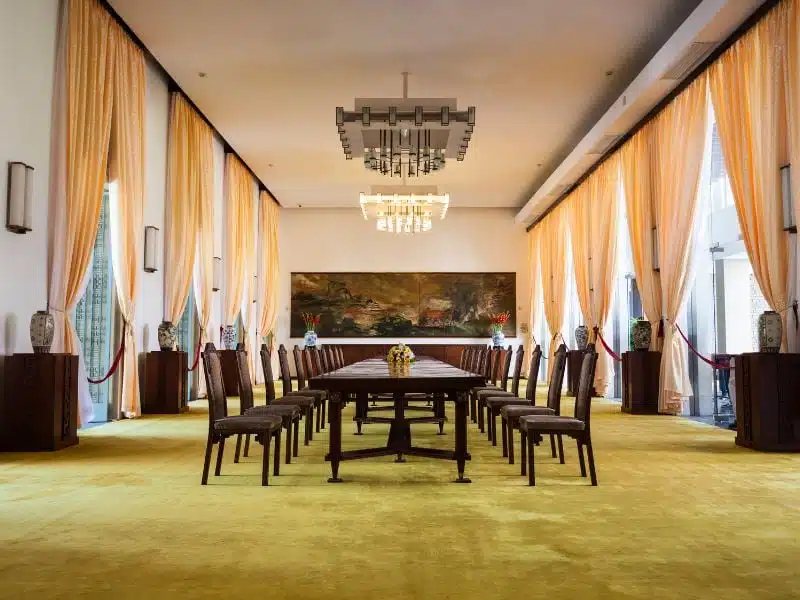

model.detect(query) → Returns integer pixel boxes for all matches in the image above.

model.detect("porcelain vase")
[30,310,54,354]
[491,330,505,348]
[157,321,177,351]
[575,325,589,351]
[631,320,652,351]
[222,325,237,350]
[304,330,318,348]
[757,310,782,353]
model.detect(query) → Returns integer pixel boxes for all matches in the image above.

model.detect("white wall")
[138,58,169,353]
[277,208,529,355]
[0,0,59,354]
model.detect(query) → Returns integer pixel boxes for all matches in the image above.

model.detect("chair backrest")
[546,344,568,413]
[303,347,316,377]
[510,345,525,396]
[499,347,513,390]
[482,347,495,380]
[292,345,307,389]
[525,345,542,401]
[338,345,345,367]
[459,347,467,370]
[575,345,598,426]
[201,342,228,425]
[277,344,294,393]
[326,346,337,371]
[312,346,324,375]
[320,345,330,373]
[462,347,472,371]
[235,348,255,414]
[260,344,277,402]
[470,346,481,373]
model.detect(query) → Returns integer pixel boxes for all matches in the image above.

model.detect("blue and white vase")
[491,330,505,348]
[304,330,318,348]
[575,325,589,351]
[222,325,237,350]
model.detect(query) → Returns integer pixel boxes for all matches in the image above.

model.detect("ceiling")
[109,0,703,209]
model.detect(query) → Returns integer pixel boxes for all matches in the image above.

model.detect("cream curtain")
[192,118,215,397]
[568,155,620,396]
[526,225,542,374]
[257,191,281,341]
[538,203,569,380]
[108,26,146,418]
[47,0,114,425]
[621,121,662,348]
[711,2,791,348]
[655,76,709,414]
[163,93,200,325]
[223,155,255,327]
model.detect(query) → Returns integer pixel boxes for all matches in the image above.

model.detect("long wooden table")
[309,357,484,483]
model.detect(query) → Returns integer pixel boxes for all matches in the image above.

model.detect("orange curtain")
[223,155,255,327]
[710,2,791,348]
[620,121,662,348]
[47,0,114,425]
[526,225,542,374]
[107,25,146,418]
[538,202,569,380]
[790,0,800,235]
[163,93,200,325]
[654,76,709,414]
[257,191,281,341]
[568,155,620,396]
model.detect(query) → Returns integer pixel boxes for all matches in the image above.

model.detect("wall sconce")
[6,162,33,233]
[781,165,796,233]
[651,226,660,272]
[212,257,221,292]
[143,225,160,272]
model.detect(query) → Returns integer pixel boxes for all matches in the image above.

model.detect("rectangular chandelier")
[360,185,449,234]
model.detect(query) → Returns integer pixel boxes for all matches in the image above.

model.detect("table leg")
[328,391,343,483]
[452,391,471,483]
[388,391,410,462]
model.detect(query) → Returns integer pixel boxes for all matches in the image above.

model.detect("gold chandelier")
[360,186,449,234]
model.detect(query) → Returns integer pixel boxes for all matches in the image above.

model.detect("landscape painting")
[290,272,516,338]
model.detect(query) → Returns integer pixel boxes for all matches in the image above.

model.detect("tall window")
[175,289,197,403]
[74,186,115,423]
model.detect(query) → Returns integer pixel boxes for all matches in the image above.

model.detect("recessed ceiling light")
[198,72,207,78]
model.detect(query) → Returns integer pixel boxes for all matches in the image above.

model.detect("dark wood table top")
[309,357,484,395]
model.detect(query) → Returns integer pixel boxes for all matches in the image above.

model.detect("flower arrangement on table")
[387,343,415,365]
[488,311,511,347]
[302,312,321,347]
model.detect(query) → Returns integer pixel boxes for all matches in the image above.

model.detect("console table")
[143,351,188,414]
[621,351,661,415]
[0,353,79,451]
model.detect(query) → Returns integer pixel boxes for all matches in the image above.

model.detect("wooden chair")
[201,343,282,486]
[320,345,331,373]
[271,345,318,445]
[235,348,301,465]
[475,346,515,439]
[471,347,502,432]
[327,346,339,371]
[295,345,327,432]
[477,344,526,444]
[520,347,599,486]
[503,344,567,466]
[459,347,470,370]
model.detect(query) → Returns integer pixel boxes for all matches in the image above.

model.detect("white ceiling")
[109,0,703,209]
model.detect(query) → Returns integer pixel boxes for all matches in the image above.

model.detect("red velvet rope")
[87,325,126,384]
[187,339,202,372]
[595,329,623,363]
[674,322,732,370]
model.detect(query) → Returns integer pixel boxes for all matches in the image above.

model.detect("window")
[74,186,115,423]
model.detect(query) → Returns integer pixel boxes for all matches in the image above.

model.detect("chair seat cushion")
[245,405,301,420]
[289,389,327,400]
[272,396,315,409]
[477,389,513,400]
[501,405,555,418]
[214,415,281,434]
[485,397,531,409]
[519,415,585,432]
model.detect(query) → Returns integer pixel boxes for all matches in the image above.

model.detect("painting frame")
[290,271,517,339]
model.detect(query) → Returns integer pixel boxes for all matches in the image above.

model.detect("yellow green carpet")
[1,386,799,600]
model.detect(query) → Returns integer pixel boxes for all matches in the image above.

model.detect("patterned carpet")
[0,384,798,600]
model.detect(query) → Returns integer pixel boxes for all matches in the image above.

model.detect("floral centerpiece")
[302,312,320,347]
[488,311,511,347]
[387,343,415,365]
